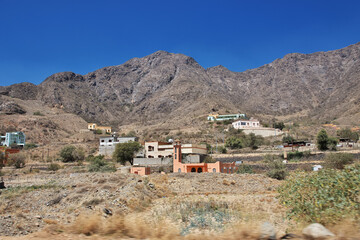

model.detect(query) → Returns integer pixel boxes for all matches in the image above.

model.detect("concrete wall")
[99,145,116,156]
[242,128,283,137]
[133,157,172,165]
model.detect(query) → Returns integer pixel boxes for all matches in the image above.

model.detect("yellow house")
[88,123,112,133]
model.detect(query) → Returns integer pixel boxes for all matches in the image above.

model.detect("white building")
[99,136,138,156]
[232,118,283,137]
[232,118,260,129]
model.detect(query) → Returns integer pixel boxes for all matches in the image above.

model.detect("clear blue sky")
[1,0,360,86]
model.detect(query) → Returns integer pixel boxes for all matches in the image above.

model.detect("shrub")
[282,135,295,144]
[7,153,26,168]
[88,155,116,172]
[324,153,354,170]
[33,111,44,116]
[48,163,61,171]
[286,151,309,161]
[59,145,85,162]
[218,146,227,154]
[225,136,243,149]
[266,160,287,180]
[236,164,254,174]
[278,164,360,224]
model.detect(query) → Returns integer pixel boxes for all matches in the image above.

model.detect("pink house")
[172,140,236,173]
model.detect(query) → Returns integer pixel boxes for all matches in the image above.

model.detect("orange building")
[173,140,236,173]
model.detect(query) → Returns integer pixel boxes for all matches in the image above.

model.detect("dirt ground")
[0,168,291,239]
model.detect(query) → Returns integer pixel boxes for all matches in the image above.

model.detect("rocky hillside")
[1,42,360,128]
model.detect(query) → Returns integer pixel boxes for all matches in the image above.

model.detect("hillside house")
[232,118,260,129]
[99,136,138,156]
[88,123,112,134]
[207,113,246,121]
[0,132,26,147]
[144,141,207,158]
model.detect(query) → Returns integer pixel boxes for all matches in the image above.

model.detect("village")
[1,113,359,177]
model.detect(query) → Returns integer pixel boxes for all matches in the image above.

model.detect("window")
[101,140,105,142]
[109,139,112,143]
[241,122,246,125]
[178,168,181,173]
[212,168,216,173]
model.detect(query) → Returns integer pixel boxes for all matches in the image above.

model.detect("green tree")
[59,145,85,162]
[317,129,329,151]
[273,122,285,130]
[327,136,338,151]
[113,142,141,165]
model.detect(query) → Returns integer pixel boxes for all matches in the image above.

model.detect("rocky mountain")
[1,42,360,129]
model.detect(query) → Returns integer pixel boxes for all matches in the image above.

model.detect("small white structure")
[313,165,323,171]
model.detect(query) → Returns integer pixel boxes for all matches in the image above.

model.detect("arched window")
[178,168,181,173]
[212,168,216,173]
[191,168,196,172]
[197,168,202,173]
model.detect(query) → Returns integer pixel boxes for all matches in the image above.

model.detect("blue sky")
[1,0,360,86]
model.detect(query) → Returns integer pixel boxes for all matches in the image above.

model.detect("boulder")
[260,222,276,240]
[302,223,335,239]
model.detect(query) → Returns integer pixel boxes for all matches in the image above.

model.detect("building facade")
[1,132,26,147]
[172,140,236,173]
[144,141,207,158]
[232,118,261,129]
[88,123,112,133]
[207,113,246,121]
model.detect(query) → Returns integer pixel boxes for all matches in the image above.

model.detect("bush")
[225,136,243,149]
[33,111,44,116]
[7,153,26,168]
[24,143,37,150]
[217,146,227,154]
[286,151,311,161]
[236,164,254,174]
[266,160,287,180]
[59,145,85,162]
[88,155,116,172]
[324,153,354,170]
[278,164,360,224]
[48,163,61,171]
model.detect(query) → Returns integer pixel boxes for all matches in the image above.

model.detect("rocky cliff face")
[1,43,360,127]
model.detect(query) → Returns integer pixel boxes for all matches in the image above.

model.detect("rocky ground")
[0,168,283,238]
[1,167,359,239]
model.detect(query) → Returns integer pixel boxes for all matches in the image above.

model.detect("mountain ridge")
[1,42,360,129]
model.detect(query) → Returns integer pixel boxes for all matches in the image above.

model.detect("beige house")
[144,141,207,158]
[88,123,112,133]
